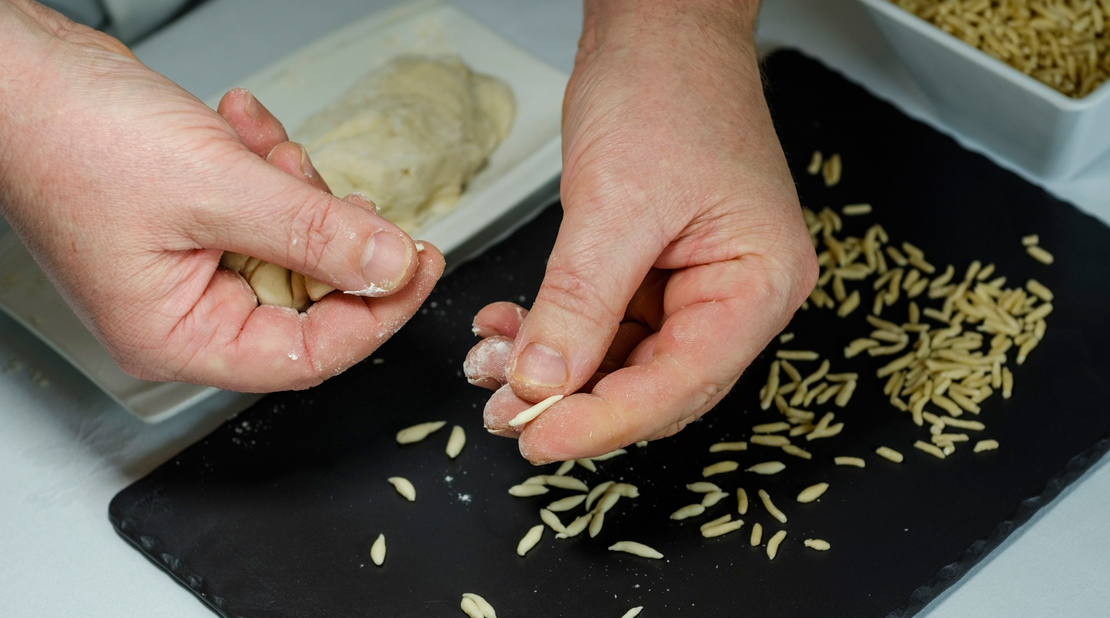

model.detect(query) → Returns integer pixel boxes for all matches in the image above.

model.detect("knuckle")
[538,260,622,334]
[286,192,338,273]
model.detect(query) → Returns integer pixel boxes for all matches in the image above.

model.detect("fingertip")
[472,301,528,338]
[216,88,288,156]
[517,393,628,462]
[483,384,529,433]
[267,142,330,192]
[463,335,513,389]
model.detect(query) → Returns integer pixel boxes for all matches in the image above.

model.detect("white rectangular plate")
[0,0,565,422]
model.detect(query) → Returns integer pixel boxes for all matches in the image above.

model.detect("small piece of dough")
[804,538,831,551]
[509,395,564,427]
[796,483,829,503]
[370,533,386,566]
[461,593,497,618]
[460,597,484,618]
[387,476,416,501]
[747,461,786,475]
[446,425,467,458]
[517,524,544,556]
[396,421,446,444]
[620,607,644,618]
[608,541,663,559]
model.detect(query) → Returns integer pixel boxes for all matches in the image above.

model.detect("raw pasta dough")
[297,54,515,233]
[222,55,514,309]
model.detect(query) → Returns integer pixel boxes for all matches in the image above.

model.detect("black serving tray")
[110,50,1110,618]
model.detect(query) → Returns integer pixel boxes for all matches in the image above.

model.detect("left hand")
[463,0,818,463]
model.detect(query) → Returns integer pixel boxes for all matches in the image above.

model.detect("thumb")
[191,155,418,297]
[507,207,663,401]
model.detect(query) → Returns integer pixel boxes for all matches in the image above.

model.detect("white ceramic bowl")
[858,0,1110,179]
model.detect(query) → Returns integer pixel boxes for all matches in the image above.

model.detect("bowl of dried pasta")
[858,0,1110,178]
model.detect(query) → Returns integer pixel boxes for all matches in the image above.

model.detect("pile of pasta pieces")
[889,0,1110,98]
[376,151,1055,618]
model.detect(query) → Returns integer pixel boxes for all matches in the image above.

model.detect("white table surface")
[1,1,1108,616]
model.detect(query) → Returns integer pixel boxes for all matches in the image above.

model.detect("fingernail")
[243,92,262,119]
[359,232,412,293]
[345,192,378,213]
[512,342,568,388]
[297,145,319,180]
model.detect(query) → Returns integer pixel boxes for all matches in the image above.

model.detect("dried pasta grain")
[557,513,593,539]
[446,425,466,459]
[776,349,820,361]
[796,483,829,503]
[1022,234,1040,246]
[758,489,789,523]
[371,533,386,566]
[540,508,567,534]
[737,488,749,515]
[508,484,549,497]
[700,514,732,532]
[1026,279,1054,302]
[807,151,823,175]
[753,421,791,433]
[876,446,904,463]
[702,519,747,538]
[461,597,484,618]
[766,530,787,560]
[517,524,544,556]
[835,456,866,468]
[751,435,791,447]
[974,439,1000,452]
[576,458,598,473]
[589,510,606,538]
[822,153,842,186]
[541,475,589,492]
[586,481,615,509]
[750,522,763,546]
[747,461,787,475]
[608,541,663,559]
[508,395,563,427]
[842,203,872,216]
[388,476,417,501]
[461,593,496,618]
[1026,245,1055,264]
[782,444,813,459]
[620,607,644,618]
[670,504,707,520]
[804,539,831,551]
[701,491,729,508]
[703,461,740,477]
[396,421,446,444]
[547,495,586,512]
[686,481,722,493]
[709,441,748,452]
[915,440,947,459]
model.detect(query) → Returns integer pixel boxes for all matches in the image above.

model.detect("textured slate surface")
[110,50,1110,618]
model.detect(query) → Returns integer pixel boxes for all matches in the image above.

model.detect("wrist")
[581,0,760,54]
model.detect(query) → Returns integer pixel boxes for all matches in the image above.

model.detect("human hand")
[464,0,817,463]
[0,1,444,391]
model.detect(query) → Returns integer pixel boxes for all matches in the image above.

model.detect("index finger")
[514,257,801,462]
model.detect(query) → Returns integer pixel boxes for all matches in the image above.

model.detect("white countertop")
[1,1,1108,616]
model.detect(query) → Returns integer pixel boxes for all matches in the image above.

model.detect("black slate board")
[110,50,1110,618]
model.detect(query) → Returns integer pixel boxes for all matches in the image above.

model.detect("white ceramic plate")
[0,0,565,422]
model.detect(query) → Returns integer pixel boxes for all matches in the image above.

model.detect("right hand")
[0,1,444,391]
